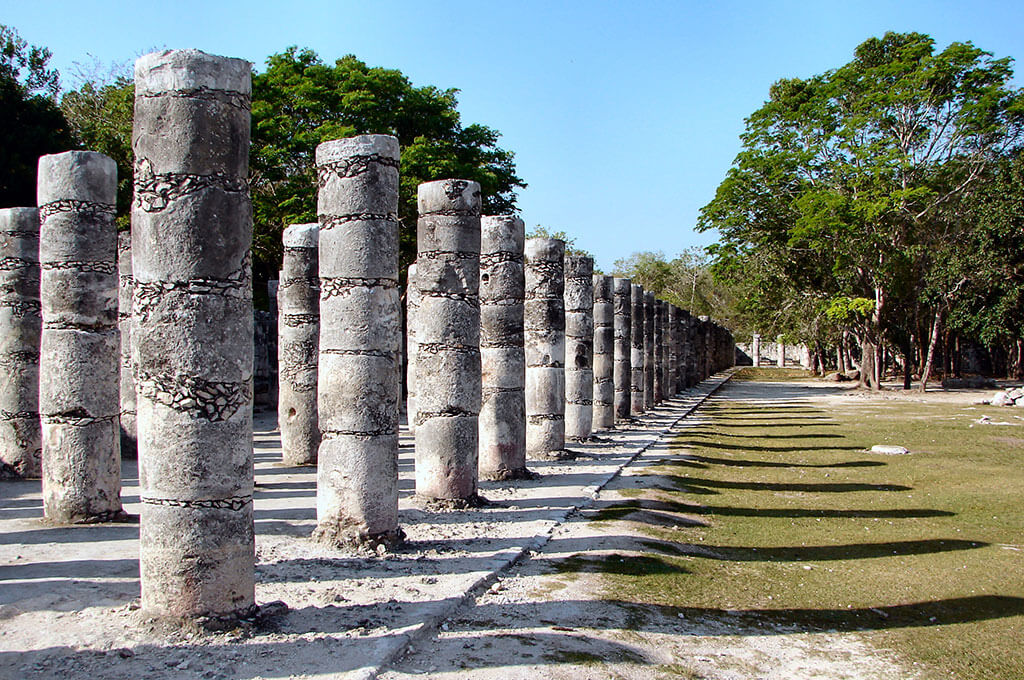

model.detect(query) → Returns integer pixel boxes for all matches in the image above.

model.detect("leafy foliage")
[0,25,73,208]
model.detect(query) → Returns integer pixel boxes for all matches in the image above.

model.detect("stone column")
[524,237,566,459]
[643,291,655,410]
[133,50,253,618]
[314,135,402,543]
[405,262,419,434]
[278,223,319,466]
[0,208,41,478]
[415,179,482,501]
[666,305,679,396]
[752,333,761,367]
[661,301,672,398]
[38,151,123,524]
[591,275,614,430]
[479,215,527,480]
[777,335,786,367]
[117,231,137,459]
[612,277,632,421]
[630,284,645,415]
[652,298,663,405]
[564,255,593,441]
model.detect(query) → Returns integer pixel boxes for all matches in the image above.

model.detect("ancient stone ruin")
[132,49,254,618]
[479,215,528,479]
[314,135,403,546]
[278,222,320,466]
[414,179,483,504]
[0,207,41,479]
[524,237,567,458]
[591,274,615,429]
[564,255,594,441]
[38,150,123,524]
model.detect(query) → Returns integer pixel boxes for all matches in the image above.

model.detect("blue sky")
[4,0,1024,270]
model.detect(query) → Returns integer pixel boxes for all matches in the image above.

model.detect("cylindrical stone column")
[314,135,402,543]
[777,334,786,367]
[38,151,123,524]
[652,298,663,405]
[405,262,419,434]
[666,305,678,397]
[479,215,527,479]
[133,50,253,618]
[117,231,137,459]
[643,291,655,410]
[752,333,761,367]
[564,255,593,441]
[591,275,614,430]
[663,301,671,399]
[278,223,319,466]
[0,208,42,478]
[612,277,632,421]
[525,237,566,459]
[630,284,645,416]
[415,179,482,502]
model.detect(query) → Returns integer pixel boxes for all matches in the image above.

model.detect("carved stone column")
[0,208,41,478]
[612,277,632,421]
[564,255,593,441]
[591,275,614,429]
[315,135,403,544]
[278,223,319,466]
[133,50,254,618]
[415,179,482,502]
[38,151,123,524]
[524,237,566,458]
[479,215,527,479]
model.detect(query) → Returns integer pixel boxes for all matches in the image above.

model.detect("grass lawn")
[563,373,1024,679]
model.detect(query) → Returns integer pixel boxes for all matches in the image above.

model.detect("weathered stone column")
[416,179,482,501]
[0,208,41,478]
[525,237,567,458]
[133,50,253,617]
[314,135,402,543]
[564,255,593,441]
[612,277,632,421]
[643,291,655,410]
[630,284,645,415]
[752,333,761,367]
[666,305,679,396]
[591,275,614,429]
[38,151,123,524]
[660,301,672,398]
[479,215,527,479]
[405,262,419,434]
[117,231,137,459]
[652,298,664,404]
[777,335,786,367]
[278,223,319,466]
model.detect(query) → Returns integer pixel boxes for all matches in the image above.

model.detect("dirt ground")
[0,373,1011,679]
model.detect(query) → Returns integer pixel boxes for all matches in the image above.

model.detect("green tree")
[525,224,593,259]
[0,25,73,207]
[251,47,525,283]
[61,76,134,227]
[699,32,1024,388]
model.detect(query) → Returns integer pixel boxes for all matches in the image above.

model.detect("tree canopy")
[0,25,73,208]
[699,31,1024,386]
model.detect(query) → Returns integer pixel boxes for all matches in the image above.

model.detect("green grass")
[732,367,818,382]
[558,388,1024,679]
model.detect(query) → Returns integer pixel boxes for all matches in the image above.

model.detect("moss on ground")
[556,386,1024,679]
[732,367,818,382]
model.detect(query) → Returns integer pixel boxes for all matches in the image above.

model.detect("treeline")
[695,31,1024,388]
[0,26,525,306]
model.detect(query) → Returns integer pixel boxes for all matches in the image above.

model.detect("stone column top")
[37,152,117,207]
[135,49,252,96]
[481,215,525,254]
[315,135,400,167]
[418,179,481,216]
[283,222,319,248]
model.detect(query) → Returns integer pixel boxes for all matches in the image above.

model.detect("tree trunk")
[1015,338,1024,380]
[902,343,913,390]
[919,308,942,392]
[953,334,962,378]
